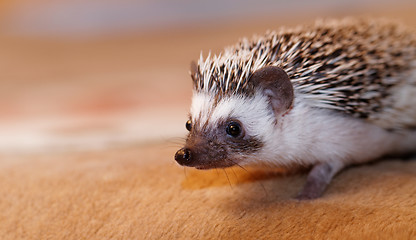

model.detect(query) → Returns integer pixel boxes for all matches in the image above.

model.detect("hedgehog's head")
[175,65,294,169]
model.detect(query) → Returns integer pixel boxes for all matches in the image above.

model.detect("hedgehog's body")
[175,19,416,199]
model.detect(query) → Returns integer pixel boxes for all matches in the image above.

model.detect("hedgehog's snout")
[175,148,193,166]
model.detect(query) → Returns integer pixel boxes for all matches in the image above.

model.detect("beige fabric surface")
[1,144,415,239]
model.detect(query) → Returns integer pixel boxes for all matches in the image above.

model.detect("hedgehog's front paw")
[295,161,346,200]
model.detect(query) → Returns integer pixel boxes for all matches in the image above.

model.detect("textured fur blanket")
[1,144,415,239]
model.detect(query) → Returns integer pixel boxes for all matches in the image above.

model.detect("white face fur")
[191,91,275,138]
[188,90,277,167]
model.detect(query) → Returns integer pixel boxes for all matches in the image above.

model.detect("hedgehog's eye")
[185,119,192,131]
[226,121,241,137]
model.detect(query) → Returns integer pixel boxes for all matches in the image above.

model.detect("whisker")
[166,137,187,142]
[164,144,182,149]
[183,167,187,178]
[228,159,269,198]
[229,166,239,183]
[164,137,186,146]
[223,169,233,189]
[162,137,187,150]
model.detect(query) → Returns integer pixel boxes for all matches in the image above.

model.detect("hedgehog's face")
[175,92,272,169]
[175,66,294,169]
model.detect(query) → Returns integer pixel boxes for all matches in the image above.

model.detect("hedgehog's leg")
[296,161,346,200]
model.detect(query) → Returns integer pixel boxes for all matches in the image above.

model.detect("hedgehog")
[174,18,416,199]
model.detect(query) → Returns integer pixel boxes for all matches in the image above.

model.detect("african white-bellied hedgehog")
[174,18,416,199]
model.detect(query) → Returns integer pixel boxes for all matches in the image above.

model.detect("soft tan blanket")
[1,144,415,239]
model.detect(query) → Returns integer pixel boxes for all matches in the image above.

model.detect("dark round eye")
[185,119,192,131]
[226,121,241,137]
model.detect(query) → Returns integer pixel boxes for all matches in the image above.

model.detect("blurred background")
[0,0,415,153]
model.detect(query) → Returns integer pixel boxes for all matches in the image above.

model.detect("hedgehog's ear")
[249,66,294,118]
[190,61,198,86]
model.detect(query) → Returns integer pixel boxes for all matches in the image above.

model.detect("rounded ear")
[249,66,294,117]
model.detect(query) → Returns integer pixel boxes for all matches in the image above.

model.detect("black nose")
[175,148,192,166]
